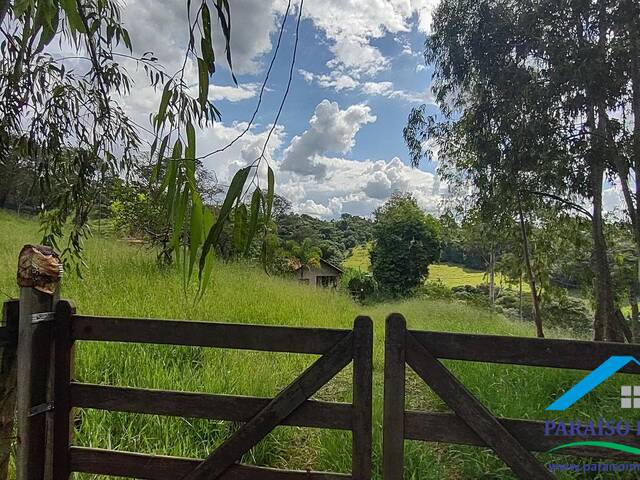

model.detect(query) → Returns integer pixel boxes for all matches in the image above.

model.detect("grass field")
[343,244,525,291]
[0,210,632,479]
[342,244,372,271]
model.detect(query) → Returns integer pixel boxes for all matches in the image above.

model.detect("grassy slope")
[0,210,630,479]
[342,243,372,271]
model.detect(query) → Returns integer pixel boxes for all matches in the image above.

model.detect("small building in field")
[295,258,343,288]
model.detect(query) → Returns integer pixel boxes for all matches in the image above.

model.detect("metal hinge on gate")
[29,402,54,417]
[31,312,54,324]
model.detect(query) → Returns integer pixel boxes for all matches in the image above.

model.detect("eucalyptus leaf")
[245,188,262,256]
[233,204,248,254]
[188,193,204,280]
[199,166,250,281]
[266,166,275,221]
[61,0,86,33]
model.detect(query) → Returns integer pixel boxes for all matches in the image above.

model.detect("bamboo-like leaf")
[197,57,209,108]
[61,0,86,33]
[199,208,216,296]
[200,4,215,73]
[13,0,32,17]
[156,82,171,130]
[151,134,170,184]
[185,121,197,190]
[233,204,248,254]
[188,193,204,280]
[122,29,132,51]
[171,185,188,250]
[163,140,182,221]
[214,0,236,84]
[244,188,262,256]
[149,137,158,159]
[199,166,250,280]
[266,166,275,221]
[186,122,196,160]
[34,0,59,52]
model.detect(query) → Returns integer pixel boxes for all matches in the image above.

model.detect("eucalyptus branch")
[525,190,593,219]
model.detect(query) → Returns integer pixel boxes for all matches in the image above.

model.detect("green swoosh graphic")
[548,441,640,456]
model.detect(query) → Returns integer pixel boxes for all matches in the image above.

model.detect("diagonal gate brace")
[181,331,355,480]
[405,332,554,480]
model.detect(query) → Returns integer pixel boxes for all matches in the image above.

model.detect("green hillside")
[342,243,525,291]
[0,210,624,479]
[342,243,372,271]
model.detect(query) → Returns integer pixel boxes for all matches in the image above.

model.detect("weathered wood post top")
[17,245,63,295]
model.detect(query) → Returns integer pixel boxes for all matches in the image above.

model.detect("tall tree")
[407,0,630,341]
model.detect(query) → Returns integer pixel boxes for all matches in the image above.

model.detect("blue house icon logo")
[547,356,640,411]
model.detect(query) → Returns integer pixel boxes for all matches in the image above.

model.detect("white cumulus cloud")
[303,0,440,77]
[208,83,259,102]
[281,100,376,178]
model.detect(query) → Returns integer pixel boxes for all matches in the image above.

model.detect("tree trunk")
[591,109,621,341]
[592,167,620,341]
[630,0,640,244]
[518,206,544,338]
[489,247,495,308]
[631,280,640,342]
[519,275,523,321]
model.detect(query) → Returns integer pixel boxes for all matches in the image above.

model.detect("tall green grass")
[0,210,634,479]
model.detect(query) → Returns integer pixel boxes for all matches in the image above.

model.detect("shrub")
[417,280,453,300]
[345,271,378,303]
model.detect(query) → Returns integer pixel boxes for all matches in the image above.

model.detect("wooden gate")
[382,313,640,480]
[49,300,373,480]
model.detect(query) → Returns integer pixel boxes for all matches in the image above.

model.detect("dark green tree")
[370,193,441,297]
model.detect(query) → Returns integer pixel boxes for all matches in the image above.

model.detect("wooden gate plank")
[409,330,640,373]
[404,332,553,480]
[352,316,373,480]
[16,286,58,480]
[182,331,355,480]
[70,383,352,430]
[72,315,349,354]
[70,447,352,479]
[52,300,76,479]
[382,314,406,479]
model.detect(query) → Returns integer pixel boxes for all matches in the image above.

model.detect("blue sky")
[115,0,445,219]
[213,15,438,170]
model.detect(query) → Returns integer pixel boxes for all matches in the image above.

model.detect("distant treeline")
[273,197,374,266]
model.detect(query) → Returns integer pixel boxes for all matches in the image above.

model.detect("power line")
[198,0,294,161]
[257,0,304,162]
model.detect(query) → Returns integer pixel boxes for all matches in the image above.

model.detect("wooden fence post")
[16,245,62,480]
[352,316,373,480]
[383,313,406,480]
[53,300,75,480]
[0,300,19,478]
